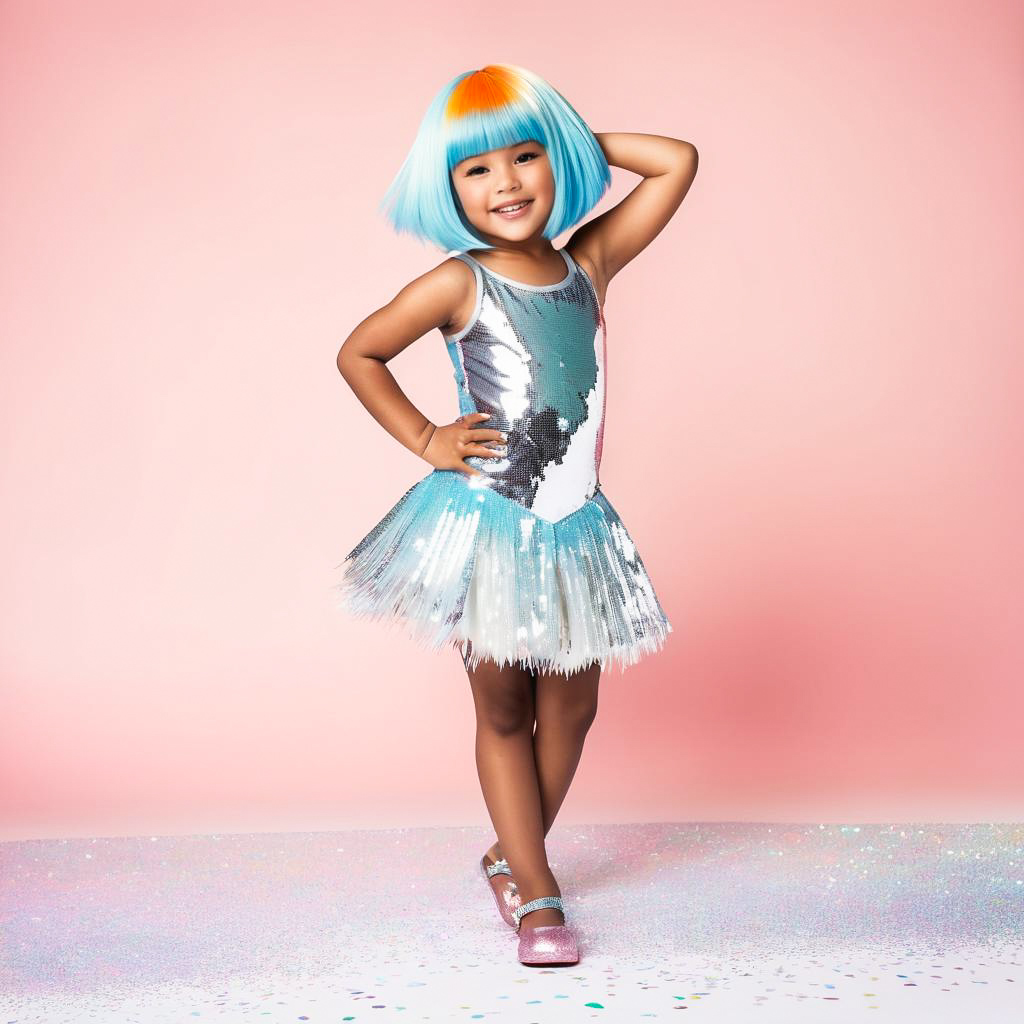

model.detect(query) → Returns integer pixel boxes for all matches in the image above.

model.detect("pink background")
[2,2,1022,842]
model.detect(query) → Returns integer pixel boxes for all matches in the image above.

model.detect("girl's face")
[450,139,555,245]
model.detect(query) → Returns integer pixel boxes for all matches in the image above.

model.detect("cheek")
[457,182,488,211]
[529,165,555,201]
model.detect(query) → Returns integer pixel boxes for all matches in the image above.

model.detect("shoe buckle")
[485,856,512,879]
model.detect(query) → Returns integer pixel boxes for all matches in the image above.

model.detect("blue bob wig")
[379,64,611,253]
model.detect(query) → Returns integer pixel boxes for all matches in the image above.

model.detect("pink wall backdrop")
[1,1,1022,842]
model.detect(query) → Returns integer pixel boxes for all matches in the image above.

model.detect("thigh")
[464,647,537,734]
[534,660,601,727]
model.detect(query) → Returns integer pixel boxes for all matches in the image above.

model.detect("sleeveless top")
[442,247,607,524]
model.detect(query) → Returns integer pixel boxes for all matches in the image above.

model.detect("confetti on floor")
[1,822,1021,1021]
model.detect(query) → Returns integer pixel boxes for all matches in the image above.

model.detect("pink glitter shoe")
[513,895,579,966]
[480,853,521,928]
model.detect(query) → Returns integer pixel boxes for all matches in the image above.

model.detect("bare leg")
[532,660,601,837]
[465,650,564,929]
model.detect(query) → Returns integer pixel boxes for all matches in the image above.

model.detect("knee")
[476,692,535,736]
[567,699,599,735]
[544,693,598,736]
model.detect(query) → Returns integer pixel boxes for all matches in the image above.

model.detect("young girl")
[335,64,697,965]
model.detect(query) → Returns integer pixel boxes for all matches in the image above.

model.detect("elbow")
[337,340,383,383]
[336,346,358,386]
[336,335,359,379]
[338,319,392,380]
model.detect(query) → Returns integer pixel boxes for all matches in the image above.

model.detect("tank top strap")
[449,251,483,283]
[455,248,576,292]
[444,252,484,344]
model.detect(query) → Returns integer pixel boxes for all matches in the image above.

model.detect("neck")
[471,238,557,261]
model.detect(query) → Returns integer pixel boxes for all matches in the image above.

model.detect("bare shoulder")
[385,253,475,337]
[340,256,475,364]
[386,255,474,337]
[566,243,607,311]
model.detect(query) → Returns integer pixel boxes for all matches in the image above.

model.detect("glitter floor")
[1,823,1021,1022]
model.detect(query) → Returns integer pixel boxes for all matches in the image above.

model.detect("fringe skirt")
[334,469,672,676]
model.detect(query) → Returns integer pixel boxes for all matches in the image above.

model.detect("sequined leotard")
[336,246,672,675]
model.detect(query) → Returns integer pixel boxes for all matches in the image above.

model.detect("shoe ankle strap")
[512,895,564,929]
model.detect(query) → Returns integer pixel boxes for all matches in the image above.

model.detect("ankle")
[513,872,561,906]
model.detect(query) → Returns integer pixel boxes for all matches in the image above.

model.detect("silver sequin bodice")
[443,248,606,524]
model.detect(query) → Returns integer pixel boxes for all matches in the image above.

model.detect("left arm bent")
[567,133,697,291]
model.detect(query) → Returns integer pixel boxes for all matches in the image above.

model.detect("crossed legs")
[464,644,600,930]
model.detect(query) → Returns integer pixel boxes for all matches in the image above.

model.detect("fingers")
[463,443,505,459]
[467,427,507,443]
[434,412,507,477]
[459,412,504,442]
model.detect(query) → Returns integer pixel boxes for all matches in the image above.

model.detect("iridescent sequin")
[444,249,603,522]
[336,248,672,675]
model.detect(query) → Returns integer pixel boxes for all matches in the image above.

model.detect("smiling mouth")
[492,199,533,215]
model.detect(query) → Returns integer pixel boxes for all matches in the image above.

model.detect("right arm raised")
[335,258,503,471]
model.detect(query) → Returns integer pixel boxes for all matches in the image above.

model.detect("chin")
[489,216,547,238]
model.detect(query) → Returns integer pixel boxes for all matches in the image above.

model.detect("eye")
[464,150,540,176]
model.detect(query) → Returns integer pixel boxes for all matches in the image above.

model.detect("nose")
[495,166,521,194]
